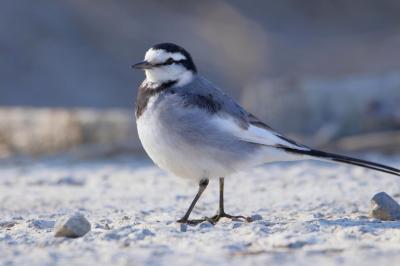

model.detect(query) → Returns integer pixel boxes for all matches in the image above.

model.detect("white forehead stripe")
[144,48,186,63]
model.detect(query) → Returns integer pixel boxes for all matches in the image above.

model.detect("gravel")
[370,192,400,221]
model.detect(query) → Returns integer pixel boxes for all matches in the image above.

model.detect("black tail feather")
[278,147,400,177]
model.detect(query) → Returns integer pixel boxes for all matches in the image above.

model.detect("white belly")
[136,108,235,180]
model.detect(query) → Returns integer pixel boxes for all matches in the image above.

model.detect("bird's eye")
[166,58,174,65]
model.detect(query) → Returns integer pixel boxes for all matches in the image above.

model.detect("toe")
[221,213,253,222]
[177,218,207,225]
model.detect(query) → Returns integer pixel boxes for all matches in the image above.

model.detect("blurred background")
[1,0,400,159]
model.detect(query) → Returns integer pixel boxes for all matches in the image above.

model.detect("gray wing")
[171,76,248,127]
[167,76,308,150]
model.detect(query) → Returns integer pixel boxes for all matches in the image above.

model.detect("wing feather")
[172,75,309,151]
[211,115,310,151]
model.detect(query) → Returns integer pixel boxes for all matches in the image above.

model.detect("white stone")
[370,192,400,221]
[54,213,91,238]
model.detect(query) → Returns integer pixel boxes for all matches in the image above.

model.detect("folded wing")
[211,113,310,151]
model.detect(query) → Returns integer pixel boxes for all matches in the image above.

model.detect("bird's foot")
[177,217,207,226]
[205,212,253,225]
[177,213,252,226]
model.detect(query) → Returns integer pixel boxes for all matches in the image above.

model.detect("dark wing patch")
[180,93,222,113]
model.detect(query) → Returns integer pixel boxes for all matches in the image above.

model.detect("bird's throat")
[145,69,193,87]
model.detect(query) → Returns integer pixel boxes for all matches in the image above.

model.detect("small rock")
[54,213,91,238]
[370,192,400,221]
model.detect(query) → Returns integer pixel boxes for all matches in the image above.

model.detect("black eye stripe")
[153,59,187,67]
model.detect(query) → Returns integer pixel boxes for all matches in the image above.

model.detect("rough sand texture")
[1,155,400,266]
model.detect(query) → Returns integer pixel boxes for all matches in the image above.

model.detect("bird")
[132,42,400,225]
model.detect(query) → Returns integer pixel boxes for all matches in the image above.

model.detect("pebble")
[54,213,91,238]
[370,192,400,221]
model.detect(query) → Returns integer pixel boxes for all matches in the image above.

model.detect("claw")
[205,212,253,224]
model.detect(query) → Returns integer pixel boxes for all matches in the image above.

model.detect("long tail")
[277,147,400,176]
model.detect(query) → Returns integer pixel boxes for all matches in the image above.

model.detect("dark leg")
[207,177,252,224]
[177,178,209,225]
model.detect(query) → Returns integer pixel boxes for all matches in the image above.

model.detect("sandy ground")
[1,154,400,266]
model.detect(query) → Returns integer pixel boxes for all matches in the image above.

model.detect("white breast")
[136,97,236,180]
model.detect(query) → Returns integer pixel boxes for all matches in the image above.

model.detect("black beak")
[131,61,153,70]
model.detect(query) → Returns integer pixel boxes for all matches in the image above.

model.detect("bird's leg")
[207,177,252,224]
[177,178,209,225]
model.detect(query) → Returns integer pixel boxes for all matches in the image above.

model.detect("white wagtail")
[132,43,400,225]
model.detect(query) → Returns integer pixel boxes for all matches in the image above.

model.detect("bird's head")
[132,43,197,86]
